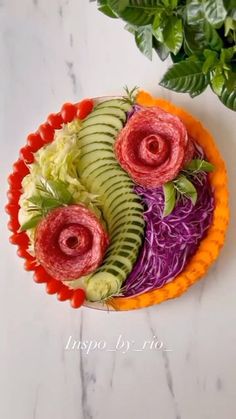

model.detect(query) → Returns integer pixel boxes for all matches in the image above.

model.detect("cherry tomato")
[33,266,51,283]
[57,285,73,301]
[46,279,62,294]
[17,247,35,261]
[8,172,22,188]
[38,123,54,143]
[5,203,19,217]
[7,189,21,204]
[47,113,63,129]
[9,232,29,247]
[7,219,20,232]
[61,103,77,123]
[27,133,44,152]
[76,99,94,120]
[13,159,29,177]
[20,146,34,164]
[24,259,38,271]
[70,289,86,308]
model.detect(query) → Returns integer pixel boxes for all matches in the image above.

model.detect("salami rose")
[35,205,109,281]
[115,107,194,187]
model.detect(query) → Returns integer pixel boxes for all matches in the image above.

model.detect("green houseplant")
[97,0,236,111]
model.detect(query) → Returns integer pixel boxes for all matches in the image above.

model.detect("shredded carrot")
[110,91,229,311]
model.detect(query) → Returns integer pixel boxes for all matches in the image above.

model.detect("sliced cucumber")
[79,151,116,172]
[111,219,144,236]
[75,99,145,302]
[82,115,124,131]
[79,142,114,154]
[109,205,143,226]
[79,133,115,147]
[85,272,121,302]
[95,99,131,112]
[79,159,119,180]
[79,124,118,138]
[85,107,127,121]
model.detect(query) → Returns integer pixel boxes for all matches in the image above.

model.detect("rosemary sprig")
[21,177,73,231]
[122,85,139,105]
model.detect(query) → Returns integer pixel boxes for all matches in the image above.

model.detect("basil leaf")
[174,175,198,205]
[203,0,227,28]
[21,215,42,231]
[135,25,153,60]
[40,197,64,210]
[160,59,209,95]
[163,16,183,55]
[28,195,44,207]
[49,180,73,203]
[163,182,176,217]
[25,177,74,224]
[38,178,73,204]
[185,159,215,172]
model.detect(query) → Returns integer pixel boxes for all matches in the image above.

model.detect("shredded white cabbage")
[19,119,103,252]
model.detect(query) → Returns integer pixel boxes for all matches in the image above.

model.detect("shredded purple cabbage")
[127,104,142,120]
[123,173,214,297]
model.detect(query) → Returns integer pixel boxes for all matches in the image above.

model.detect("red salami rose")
[35,205,109,281]
[115,107,194,187]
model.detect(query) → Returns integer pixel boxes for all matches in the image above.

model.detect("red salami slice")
[35,205,109,281]
[183,137,194,165]
[115,107,193,187]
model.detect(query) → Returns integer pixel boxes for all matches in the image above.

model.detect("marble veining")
[1,1,236,419]
[66,60,77,94]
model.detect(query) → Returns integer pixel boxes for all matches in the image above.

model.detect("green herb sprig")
[122,85,139,105]
[163,158,214,217]
[21,178,73,231]
[97,0,236,111]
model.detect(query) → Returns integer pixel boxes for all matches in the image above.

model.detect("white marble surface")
[1,1,236,418]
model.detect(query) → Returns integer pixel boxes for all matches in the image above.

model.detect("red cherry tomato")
[70,289,86,308]
[17,247,35,261]
[7,219,20,232]
[61,103,77,123]
[7,189,21,204]
[38,123,54,143]
[20,146,34,164]
[24,259,38,271]
[5,203,19,217]
[9,232,29,247]
[8,172,22,188]
[76,99,94,120]
[46,279,62,294]
[13,159,29,177]
[27,133,44,152]
[33,266,51,283]
[57,285,73,301]
[47,113,63,129]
